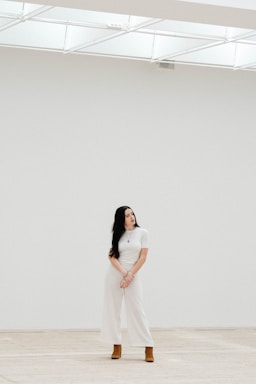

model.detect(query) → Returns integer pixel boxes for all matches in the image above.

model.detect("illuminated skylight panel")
[65,27,121,53]
[0,17,12,28]
[0,0,23,16]
[146,19,227,39]
[235,43,256,68]
[174,42,236,66]
[152,35,214,60]
[0,19,65,49]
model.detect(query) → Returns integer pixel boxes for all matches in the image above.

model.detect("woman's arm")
[109,248,149,288]
[130,248,148,275]
[123,248,148,285]
[108,253,128,277]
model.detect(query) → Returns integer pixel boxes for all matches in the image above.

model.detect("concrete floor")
[0,328,255,384]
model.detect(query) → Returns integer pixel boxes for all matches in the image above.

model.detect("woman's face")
[124,208,136,230]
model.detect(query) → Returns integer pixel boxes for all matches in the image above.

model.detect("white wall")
[0,47,255,329]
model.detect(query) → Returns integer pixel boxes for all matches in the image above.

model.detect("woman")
[100,206,154,362]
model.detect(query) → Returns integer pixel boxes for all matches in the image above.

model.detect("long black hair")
[109,206,139,259]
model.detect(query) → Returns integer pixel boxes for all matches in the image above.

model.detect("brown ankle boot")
[111,344,122,359]
[145,346,154,362]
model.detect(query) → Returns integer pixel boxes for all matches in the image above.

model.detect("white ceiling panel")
[179,0,256,11]
[0,0,23,15]
[79,32,155,59]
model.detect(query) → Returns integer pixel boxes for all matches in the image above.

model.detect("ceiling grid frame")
[0,0,256,71]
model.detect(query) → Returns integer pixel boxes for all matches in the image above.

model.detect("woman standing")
[100,206,154,362]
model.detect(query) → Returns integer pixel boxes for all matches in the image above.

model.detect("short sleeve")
[141,229,149,248]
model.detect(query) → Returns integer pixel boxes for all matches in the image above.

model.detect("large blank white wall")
[0,47,255,329]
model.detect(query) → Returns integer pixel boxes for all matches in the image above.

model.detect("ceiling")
[1,0,256,71]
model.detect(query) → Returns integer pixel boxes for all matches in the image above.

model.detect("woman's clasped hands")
[120,271,134,288]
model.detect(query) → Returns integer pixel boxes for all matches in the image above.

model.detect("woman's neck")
[125,225,135,231]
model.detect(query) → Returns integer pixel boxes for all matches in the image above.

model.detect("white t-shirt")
[118,227,149,267]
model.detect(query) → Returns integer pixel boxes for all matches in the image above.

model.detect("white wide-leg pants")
[100,264,154,347]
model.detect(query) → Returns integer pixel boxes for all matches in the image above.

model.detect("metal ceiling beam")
[155,40,226,62]
[1,38,256,72]
[65,47,256,71]
[21,5,54,21]
[227,30,256,43]
[0,19,21,32]
[65,30,127,54]
[234,60,256,70]
[0,5,53,33]
[65,18,162,54]
[31,16,113,30]
[154,29,256,63]
[138,28,225,42]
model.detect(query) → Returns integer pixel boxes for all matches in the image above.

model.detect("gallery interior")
[0,1,255,383]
